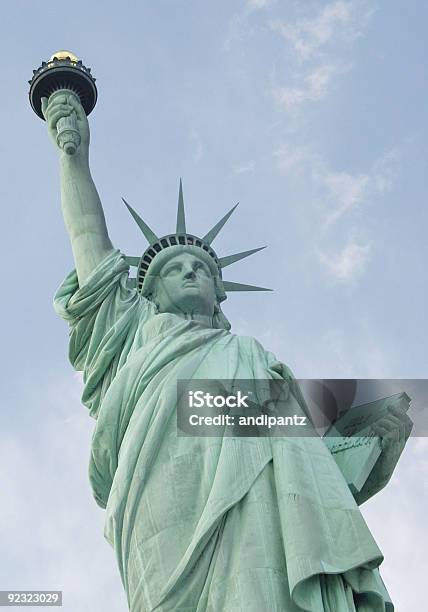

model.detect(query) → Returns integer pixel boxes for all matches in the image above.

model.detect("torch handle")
[56,112,81,155]
[49,89,82,156]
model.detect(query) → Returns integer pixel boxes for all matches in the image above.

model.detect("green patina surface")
[42,91,412,611]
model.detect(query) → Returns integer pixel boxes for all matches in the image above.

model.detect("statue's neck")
[179,312,214,328]
[156,304,215,328]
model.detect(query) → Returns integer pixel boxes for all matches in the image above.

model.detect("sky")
[0,0,427,609]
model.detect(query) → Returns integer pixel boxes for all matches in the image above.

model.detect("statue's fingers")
[373,417,390,431]
[47,107,73,129]
[45,94,67,114]
[372,422,390,437]
[384,414,404,430]
[45,103,73,123]
[385,427,401,444]
[388,406,409,422]
[388,417,406,444]
[389,408,413,439]
[45,101,71,124]
[395,413,408,441]
[385,414,406,442]
[46,101,72,112]
[378,427,399,449]
[68,95,86,120]
[392,422,402,442]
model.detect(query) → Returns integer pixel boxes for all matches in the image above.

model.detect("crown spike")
[202,203,239,245]
[223,280,272,292]
[219,246,266,269]
[122,197,159,244]
[176,178,186,234]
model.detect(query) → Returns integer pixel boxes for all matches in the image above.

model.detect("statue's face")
[153,252,217,317]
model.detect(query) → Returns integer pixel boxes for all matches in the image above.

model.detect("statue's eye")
[163,263,181,276]
[194,262,208,274]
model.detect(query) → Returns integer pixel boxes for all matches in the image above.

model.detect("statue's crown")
[123,180,270,295]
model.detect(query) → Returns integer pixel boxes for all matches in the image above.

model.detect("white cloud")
[274,145,399,227]
[257,317,398,380]
[314,147,398,280]
[270,1,375,110]
[321,148,399,226]
[269,5,399,285]
[273,143,400,283]
[225,0,276,49]
[246,0,275,10]
[317,238,372,282]
[321,170,370,225]
[273,143,312,174]
[269,1,373,62]
[272,62,342,110]
[372,146,400,194]
[233,160,256,174]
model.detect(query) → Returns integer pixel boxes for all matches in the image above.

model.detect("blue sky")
[1,1,427,610]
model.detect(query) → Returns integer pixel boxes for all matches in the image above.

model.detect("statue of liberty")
[41,67,412,612]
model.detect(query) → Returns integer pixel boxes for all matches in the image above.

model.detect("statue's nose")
[183,266,196,279]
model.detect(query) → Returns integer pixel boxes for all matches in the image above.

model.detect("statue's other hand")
[370,405,413,482]
[41,93,90,157]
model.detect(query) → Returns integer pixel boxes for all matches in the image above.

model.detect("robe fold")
[54,249,393,612]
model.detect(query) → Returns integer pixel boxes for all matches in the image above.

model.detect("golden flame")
[48,50,79,63]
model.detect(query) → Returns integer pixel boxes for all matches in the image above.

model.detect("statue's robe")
[54,249,393,612]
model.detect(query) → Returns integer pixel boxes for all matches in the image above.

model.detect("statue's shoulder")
[230,332,263,349]
[230,333,286,367]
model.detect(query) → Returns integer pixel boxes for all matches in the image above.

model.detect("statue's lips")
[182,281,199,288]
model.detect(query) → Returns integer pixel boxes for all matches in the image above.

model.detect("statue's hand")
[41,93,90,159]
[370,405,413,484]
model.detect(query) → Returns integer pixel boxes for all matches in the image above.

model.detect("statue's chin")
[160,298,214,318]
[159,289,213,316]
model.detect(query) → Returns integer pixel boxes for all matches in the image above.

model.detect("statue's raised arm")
[42,93,113,284]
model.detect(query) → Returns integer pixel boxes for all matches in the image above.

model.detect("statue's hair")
[141,245,231,330]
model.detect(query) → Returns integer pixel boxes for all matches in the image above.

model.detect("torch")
[28,51,97,155]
